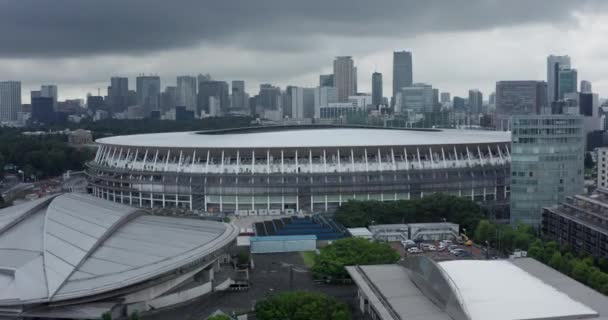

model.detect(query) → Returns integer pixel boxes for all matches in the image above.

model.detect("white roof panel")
[97,128,511,149]
[439,260,598,320]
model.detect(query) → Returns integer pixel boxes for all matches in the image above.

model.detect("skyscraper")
[231,80,246,111]
[40,85,58,108]
[510,115,584,226]
[291,87,315,119]
[580,80,592,94]
[440,92,451,104]
[136,75,161,116]
[547,55,571,104]
[109,77,129,113]
[161,86,177,112]
[393,51,413,103]
[313,86,338,118]
[0,81,21,122]
[399,83,434,114]
[319,74,334,87]
[371,72,383,106]
[31,97,55,124]
[176,76,197,112]
[468,89,483,114]
[495,81,547,130]
[333,56,356,102]
[198,80,229,115]
[558,68,577,100]
[258,84,281,110]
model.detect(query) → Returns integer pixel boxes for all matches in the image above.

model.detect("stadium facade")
[87,126,512,214]
[0,193,238,319]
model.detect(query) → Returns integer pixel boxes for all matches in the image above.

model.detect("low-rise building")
[368,222,459,242]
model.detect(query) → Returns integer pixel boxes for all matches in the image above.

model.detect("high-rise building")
[291,87,315,119]
[597,148,608,190]
[440,92,451,104]
[136,76,161,116]
[510,115,585,226]
[371,72,383,107]
[468,89,483,114]
[231,80,246,111]
[547,55,571,104]
[161,86,177,112]
[558,68,578,100]
[31,97,55,124]
[453,96,466,112]
[313,87,338,118]
[40,85,58,108]
[333,56,356,102]
[399,83,434,114]
[488,92,496,106]
[393,51,413,103]
[198,80,229,115]
[258,84,281,110]
[109,77,129,113]
[495,81,548,130]
[580,80,592,94]
[176,76,197,112]
[319,74,334,87]
[0,81,21,122]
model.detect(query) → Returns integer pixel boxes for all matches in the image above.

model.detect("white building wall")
[598,148,608,190]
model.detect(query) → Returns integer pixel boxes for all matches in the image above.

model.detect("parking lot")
[390,240,487,261]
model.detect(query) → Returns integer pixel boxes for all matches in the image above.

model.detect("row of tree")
[528,240,608,295]
[255,291,350,320]
[334,194,484,233]
[474,220,536,252]
[0,128,95,179]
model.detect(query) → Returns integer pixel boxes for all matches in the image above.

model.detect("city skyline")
[1,1,608,101]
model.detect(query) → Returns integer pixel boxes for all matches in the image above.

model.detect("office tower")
[161,86,177,112]
[40,85,58,109]
[333,56,356,102]
[495,81,547,130]
[282,86,296,118]
[563,92,601,133]
[547,55,571,104]
[86,95,105,112]
[109,77,129,113]
[432,89,440,110]
[558,68,577,99]
[291,87,315,119]
[198,73,211,83]
[440,92,451,104]
[319,74,334,87]
[136,75,161,116]
[453,96,465,111]
[176,76,197,112]
[231,80,246,110]
[399,83,433,114]
[314,87,338,118]
[0,81,21,123]
[393,51,413,103]
[510,115,584,226]
[580,80,592,94]
[198,80,229,115]
[468,89,483,114]
[488,92,496,106]
[31,97,55,124]
[30,90,41,100]
[258,84,281,110]
[372,72,383,106]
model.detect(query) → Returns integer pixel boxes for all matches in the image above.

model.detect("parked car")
[427,245,437,251]
[408,247,423,254]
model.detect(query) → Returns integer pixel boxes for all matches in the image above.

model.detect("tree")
[560,253,575,275]
[101,313,112,320]
[255,291,350,320]
[572,260,590,283]
[548,251,563,270]
[207,315,231,320]
[527,239,543,260]
[312,237,399,280]
[584,152,594,169]
[128,311,139,320]
[474,220,496,244]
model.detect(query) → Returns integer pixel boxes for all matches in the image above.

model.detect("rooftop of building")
[0,193,239,305]
[96,125,511,149]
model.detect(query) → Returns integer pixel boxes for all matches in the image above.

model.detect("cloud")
[0,0,604,58]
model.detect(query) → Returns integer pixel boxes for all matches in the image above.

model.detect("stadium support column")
[152,150,159,171]
[236,150,240,211]
[295,150,299,212]
[441,147,447,168]
[323,149,328,211]
[466,147,474,201]
[251,150,255,210]
[142,149,148,170]
[454,146,462,197]
[337,149,342,206]
[378,148,383,201]
[281,150,285,211]
[391,148,397,201]
[364,148,370,200]
[309,149,313,212]
[267,149,270,210]
[220,150,224,212]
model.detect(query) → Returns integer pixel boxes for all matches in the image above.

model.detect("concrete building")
[68,129,93,146]
[547,55,571,104]
[453,96,465,112]
[109,77,129,113]
[0,193,238,319]
[369,223,459,242]
[495,81,548,130]
[161,86,177,112]
[333,56,356,102]
[440,92,451,104]
[348,95,372,109]
[258,84,281,111]
[313,86,338,118]
[392,51,413,102]
[198,80,229,115]
[88,126,511,213]
[510,115,585,226]
[136,75,161,116]
[598,148,608,190]
[319,74,334,87]
[31,97,55,125]
[564,92,601,133]
[40,85,58,109]
[543,189,608,260]
[0,81,21,123]
[231,80,246,111]
[581,80,593,94]
[468,89,483,114]
[399,83,434,114]
[372,72,383,107]
[176,76,197,112]
[347,257,608,320]
[291,87,315,119]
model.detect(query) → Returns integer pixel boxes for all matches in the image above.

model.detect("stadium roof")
[347,258,607,320]
[0,193,238,305]
[97,127,510,149]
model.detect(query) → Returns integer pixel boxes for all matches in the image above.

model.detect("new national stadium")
[87,125,511,214]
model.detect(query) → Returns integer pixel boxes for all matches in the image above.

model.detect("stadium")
[0,193,238,319]
[87,125,512,214]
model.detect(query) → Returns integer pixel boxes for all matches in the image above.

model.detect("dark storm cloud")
[0,0,603,58]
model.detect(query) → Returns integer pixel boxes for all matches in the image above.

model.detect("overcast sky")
[2,0,608,102]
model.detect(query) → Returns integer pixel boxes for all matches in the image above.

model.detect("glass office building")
[510,115,585,226]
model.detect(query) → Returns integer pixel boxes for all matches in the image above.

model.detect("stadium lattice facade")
[87,126,512,214]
